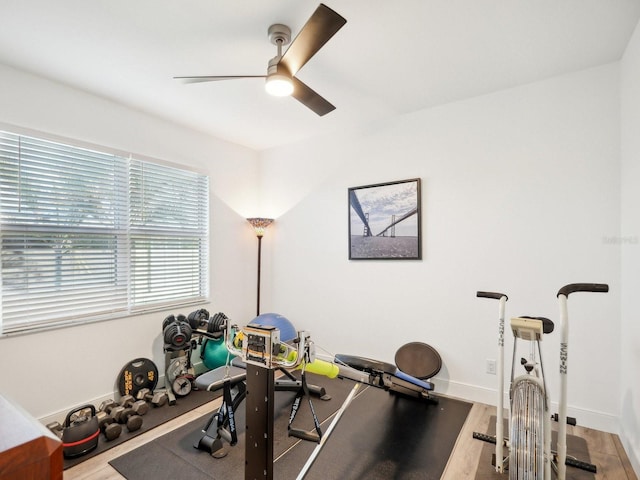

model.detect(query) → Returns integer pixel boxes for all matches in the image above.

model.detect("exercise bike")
[473,283,608,479]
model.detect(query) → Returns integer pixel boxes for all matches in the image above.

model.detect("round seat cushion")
[394,342,442,380]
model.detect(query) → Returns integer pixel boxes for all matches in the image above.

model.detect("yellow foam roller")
[299,359,340,379]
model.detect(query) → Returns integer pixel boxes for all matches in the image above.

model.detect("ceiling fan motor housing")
[267,57,291,76]
[268,24,291,47]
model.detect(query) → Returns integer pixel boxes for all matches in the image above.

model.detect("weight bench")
[287,342,443,477]
[334,341,441,404]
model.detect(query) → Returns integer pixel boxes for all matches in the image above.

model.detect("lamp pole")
[256,234,263,317]
[246,218,274,317]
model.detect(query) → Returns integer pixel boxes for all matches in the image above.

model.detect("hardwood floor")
[441,402,638,480]
[64,395,637,480]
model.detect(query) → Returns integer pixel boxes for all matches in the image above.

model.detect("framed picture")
[348,178,422,260]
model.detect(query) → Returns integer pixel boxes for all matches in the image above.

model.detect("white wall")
[620,18,640,474]
[260,64,622,432]
[0,64,261,420]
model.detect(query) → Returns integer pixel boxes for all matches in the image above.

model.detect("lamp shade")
[247,217,274,237]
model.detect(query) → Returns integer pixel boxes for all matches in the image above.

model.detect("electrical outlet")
[486,359,496,375]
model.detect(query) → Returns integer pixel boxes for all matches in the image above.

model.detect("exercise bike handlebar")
[476,291,508,301]
[556,282,608,480]
[557,283,609,297]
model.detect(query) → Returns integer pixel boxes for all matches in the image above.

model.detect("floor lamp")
[247,217,274,317]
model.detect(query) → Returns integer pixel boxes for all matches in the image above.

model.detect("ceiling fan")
[174,4,347,116]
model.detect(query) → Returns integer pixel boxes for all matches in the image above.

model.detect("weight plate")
[172,375,193,397]
[166,356,187,384]
[117,358,158,397]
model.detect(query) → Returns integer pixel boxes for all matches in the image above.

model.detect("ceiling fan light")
[265,73,293,97]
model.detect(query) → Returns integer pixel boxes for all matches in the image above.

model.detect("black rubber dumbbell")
[137,388,168,408]
[110,405,141,431]
[121,395,149,416]
[95,411,122,441]
[46,421,63,439]
[119,395,135,407]
[99,399,118,414]
[120,408,143,432]
[110,405,127,423]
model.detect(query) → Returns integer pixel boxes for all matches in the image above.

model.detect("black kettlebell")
[62,404,100,458]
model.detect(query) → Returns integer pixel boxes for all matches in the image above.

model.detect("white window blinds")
[0,130,209,335]
[129,160,209,307]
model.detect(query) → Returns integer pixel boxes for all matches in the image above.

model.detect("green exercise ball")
[201,336,233,370]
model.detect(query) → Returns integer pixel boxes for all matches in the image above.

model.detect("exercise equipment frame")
[473,283,608,479]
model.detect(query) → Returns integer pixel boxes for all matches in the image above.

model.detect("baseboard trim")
[38,360,208,426]
[618,423,640,479]
[434,378,619,434]
[38,367,620,438]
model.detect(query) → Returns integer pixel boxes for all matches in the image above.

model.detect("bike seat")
[520,316,554,334]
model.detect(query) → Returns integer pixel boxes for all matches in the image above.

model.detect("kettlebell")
[62,404,100,458]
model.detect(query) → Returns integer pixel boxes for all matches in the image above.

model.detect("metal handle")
[64,404,96,427]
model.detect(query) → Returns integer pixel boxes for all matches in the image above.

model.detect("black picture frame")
[348,178,422,260]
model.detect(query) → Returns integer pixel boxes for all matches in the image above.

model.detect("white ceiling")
[1,1,639,151]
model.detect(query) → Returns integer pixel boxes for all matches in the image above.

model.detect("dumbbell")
[120,394,149,416]
[101,398,143,432]
[99,399,118,414]
[112,406,142,431]
[46,421,63,439]
[98,399,126,439]
[110,406,143,432]
[100,399,124,421]
[95,411,122,441]
[136,388,168,408]
[121,409,143,432]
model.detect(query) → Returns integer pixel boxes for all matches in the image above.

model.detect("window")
[0,130,209,335]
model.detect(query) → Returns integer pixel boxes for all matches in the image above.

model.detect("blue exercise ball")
[250,313,297,342]
[201,336,233,370]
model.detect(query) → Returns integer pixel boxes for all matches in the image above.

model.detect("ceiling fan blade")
[174,75,265,84]
[279,4,347,76]
[291,77,335,116]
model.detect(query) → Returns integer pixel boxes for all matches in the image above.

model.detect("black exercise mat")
[109,373,360,479]
[64,389,219,470]
[276,388,472,480]
[110,375,472,480]
[474,416,595,479]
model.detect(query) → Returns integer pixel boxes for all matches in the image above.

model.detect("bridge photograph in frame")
[348,178,421,260]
